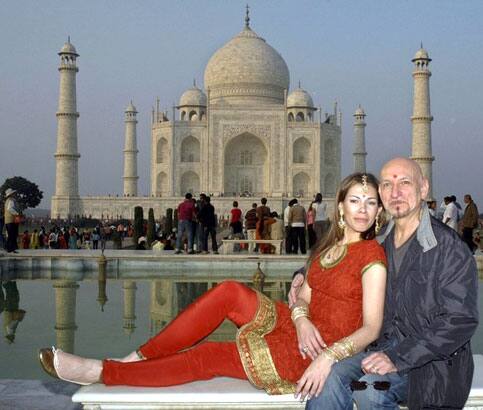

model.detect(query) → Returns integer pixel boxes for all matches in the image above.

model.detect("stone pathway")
[0,379,80,410]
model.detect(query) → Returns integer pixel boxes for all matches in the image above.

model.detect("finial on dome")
[298,80,301,89]
[193,78,196,87]
[245,4,250,28]
[420,41,423,49]
[68,35,71,43]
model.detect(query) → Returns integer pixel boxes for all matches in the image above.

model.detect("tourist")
[21,230,30,249]
[283,199,295,254]
[268,211,283,253]
[136,236,146,250]
[38,226,47,249]
[442,195,458,231]
[92,228,100,250]
[312,193,328,243]
[256,198,271,253]
[304,158,478,409]
[244,203,258,252]
[229,201,243,236]
[48,230,58,249]
[39,173,387,397]
[58,231,68,249]
[426,199,437,217]
[198,196,218,254]
[0,198,4,249]
[288,199,307,254]
[68,228,78,249]
[462,194,479,253]
[175,193,195,254]
[83,230,91,249]
[3,188,21,253]
[306,202,316,249]
[452,194,464,221]
[195,194,207,252]
[30,229,40,249]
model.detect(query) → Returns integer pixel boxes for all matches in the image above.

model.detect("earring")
[375,215,381,234]
[338,210,346,230]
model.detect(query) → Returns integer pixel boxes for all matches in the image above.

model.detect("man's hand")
[288,273,305,308]
[361,352,397,375]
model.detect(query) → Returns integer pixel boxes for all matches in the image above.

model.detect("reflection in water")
[0,281,26,344]
[0,277,292,352]
[53,281,79,353]
[123,280,137,336]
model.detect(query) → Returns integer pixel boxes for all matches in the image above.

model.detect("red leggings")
[102,281,258,386]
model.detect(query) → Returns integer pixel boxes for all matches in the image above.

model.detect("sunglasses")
[350,380,391,391]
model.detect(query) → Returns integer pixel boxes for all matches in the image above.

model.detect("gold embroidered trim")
[360,260,386,275]
[319,244,348,269]
[236,291,296,395]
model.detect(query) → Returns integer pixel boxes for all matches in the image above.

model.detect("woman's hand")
[295,354,334,401]
[295,317,326,360]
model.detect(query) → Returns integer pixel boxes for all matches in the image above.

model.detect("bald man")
[303,158,478,409]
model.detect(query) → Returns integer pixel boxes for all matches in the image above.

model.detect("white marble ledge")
[72,377,304,409]
[72,355,483,410]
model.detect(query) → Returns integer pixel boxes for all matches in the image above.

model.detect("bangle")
[321,348,339,363]
[291,305,310,323]
[331,337,356,360]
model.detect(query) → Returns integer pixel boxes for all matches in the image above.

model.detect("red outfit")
[230,208,242,223]
[178,200,195,221]
[103,240,386,394]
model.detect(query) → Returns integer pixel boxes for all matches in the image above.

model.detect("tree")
[132,206,144,247]
[0,176,43,212]
[146,208,155,247]
[165,208,173,235]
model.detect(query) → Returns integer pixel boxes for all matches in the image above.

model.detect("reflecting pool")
[0,277,290,379]
[0,278,481,380]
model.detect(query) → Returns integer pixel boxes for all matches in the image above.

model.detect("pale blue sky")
[1,0,482,209]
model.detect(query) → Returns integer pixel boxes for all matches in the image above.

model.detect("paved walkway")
[0,379,80,410]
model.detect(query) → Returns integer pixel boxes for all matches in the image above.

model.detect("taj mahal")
[51,10,434,219]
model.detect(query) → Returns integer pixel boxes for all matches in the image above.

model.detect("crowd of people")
[427,193,480,253]
[171,192,332,255]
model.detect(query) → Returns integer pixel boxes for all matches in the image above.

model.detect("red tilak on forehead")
[392,175,398,178]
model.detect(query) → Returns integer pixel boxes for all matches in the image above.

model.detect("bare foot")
[54,349,102,385]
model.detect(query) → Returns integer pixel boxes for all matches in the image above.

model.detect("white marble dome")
[179,86,207,107]
[204,26,290,104]
[287,88,314,108]
[125,102,137,112]
[413,47,430,61]
[59,41,78,55]
[354,106,365,116]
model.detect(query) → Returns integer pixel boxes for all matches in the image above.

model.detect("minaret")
[353,106,367,173]
[123,101,139,196]
[411,45,434,199]
[52,38,80,218]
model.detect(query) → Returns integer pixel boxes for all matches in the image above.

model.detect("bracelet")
[321,348,339,363]
[291,305,310,323]
[136,349,146,360]
[331,337,356,360]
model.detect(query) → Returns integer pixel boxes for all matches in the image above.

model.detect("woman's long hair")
[306,172,383,269]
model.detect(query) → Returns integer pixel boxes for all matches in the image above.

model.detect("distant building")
[51,10,432,220]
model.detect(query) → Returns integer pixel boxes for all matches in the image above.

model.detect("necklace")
[319,239,361,269]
